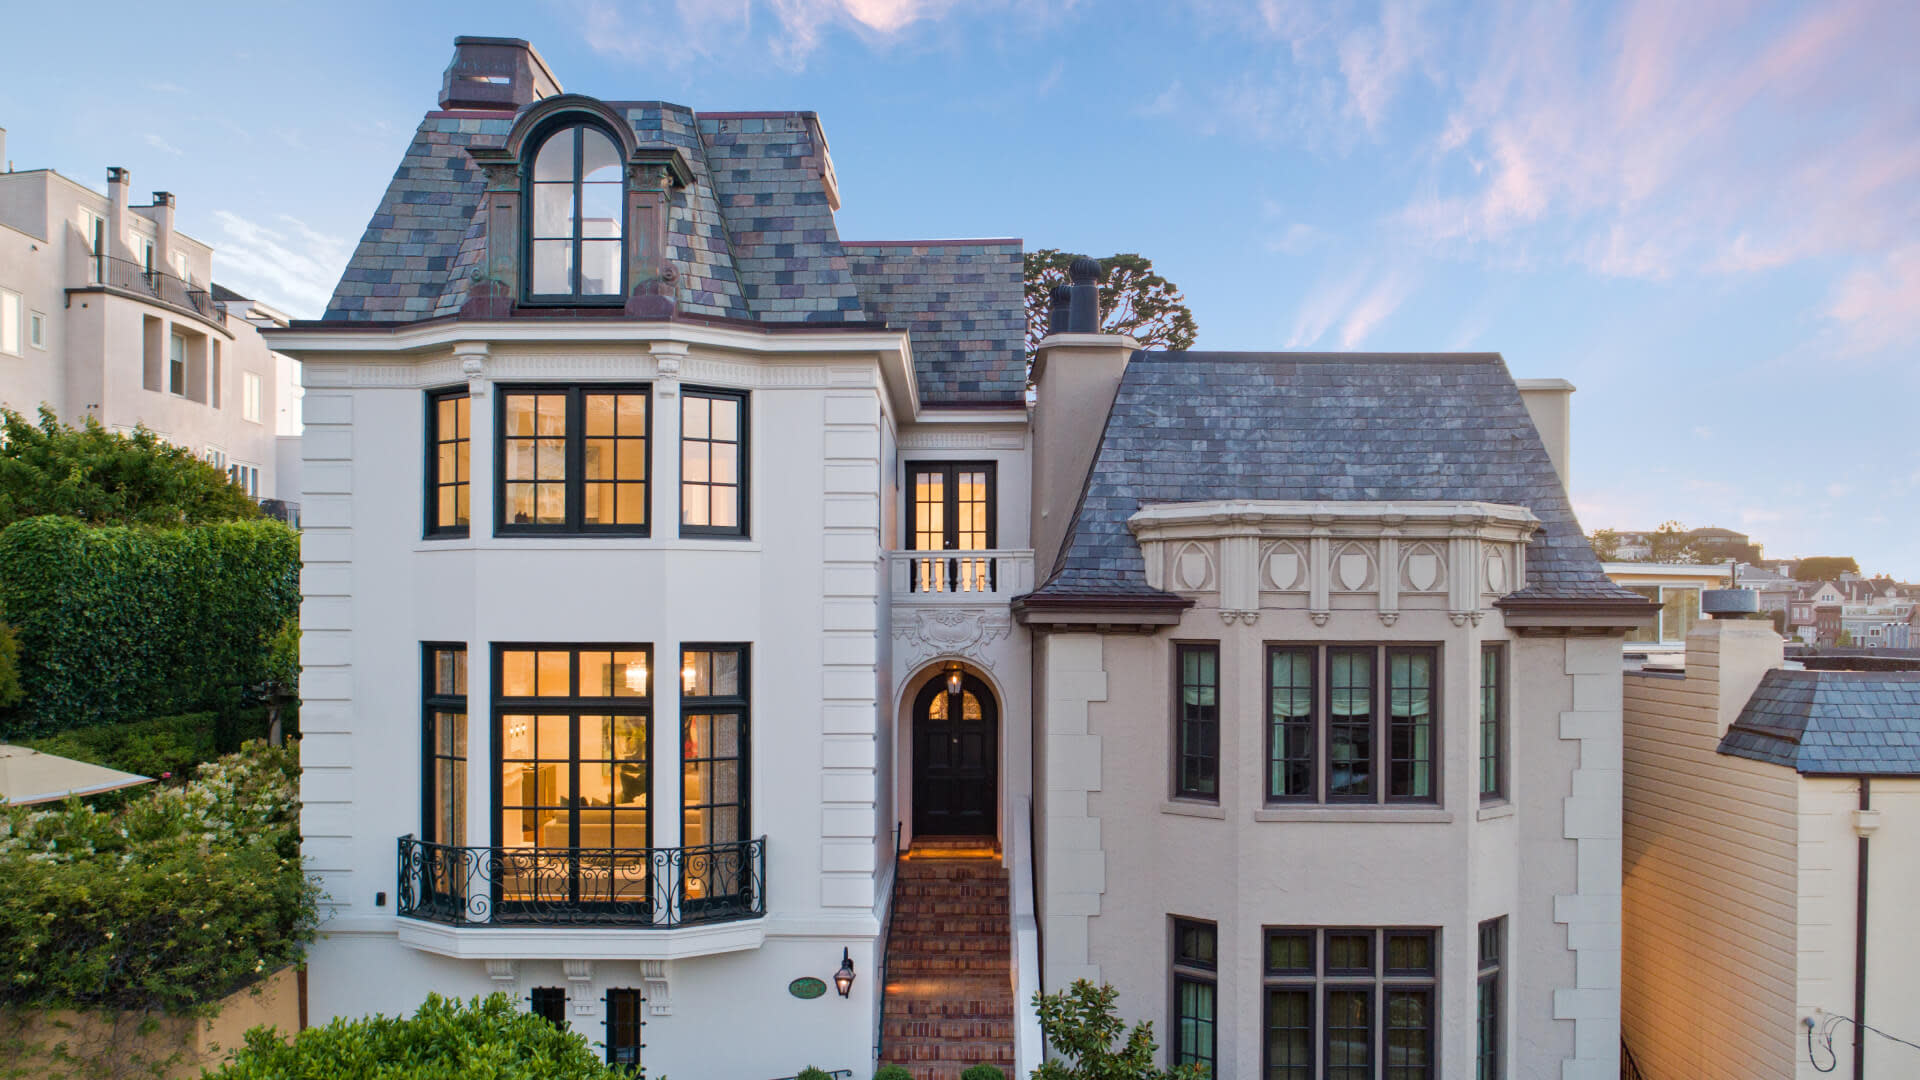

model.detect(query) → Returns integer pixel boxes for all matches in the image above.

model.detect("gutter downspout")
[1853,777,1876,1080]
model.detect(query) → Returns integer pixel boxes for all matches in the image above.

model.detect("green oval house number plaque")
[788,976,828,1000]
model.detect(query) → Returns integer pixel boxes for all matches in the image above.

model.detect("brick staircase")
[878,838,1016,1080]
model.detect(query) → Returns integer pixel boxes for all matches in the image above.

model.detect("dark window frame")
[1477,917,1504,1080]
[679,643,751,909]
[903,460,999,551]
[1169,916,1217,1075]
[1267,645,1318,802]
[421,643,468,846]
[1173,642,1222,801]
[1263,927,1439,1080]
[425,387,472,538]
[678,386,749,539]
[530,986,568,1029]
[494,383,652,537]
[1479,644,1507,803]
[1262,643,1444,808]
[522,118,629,306]
[603,987,645,1071]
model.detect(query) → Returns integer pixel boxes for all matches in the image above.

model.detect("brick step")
[889,916,1008,936]
[882,1041,1016,1065]
[898,861,1007,878]
[875,1063,1015,1080]
[890,933,1006,952]
[881,980,1015,1016]
[893,885,1009,902]
[888,956,1011,976]
[882,1016,1014,1041]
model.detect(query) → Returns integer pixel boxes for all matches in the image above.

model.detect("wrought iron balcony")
[80,254,223,322]
[395,835,765,928]
[888,549,1035,600]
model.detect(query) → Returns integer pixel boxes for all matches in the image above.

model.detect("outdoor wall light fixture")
[624,658,648,694]
[681,661,699,694]
[946,663,964,696]
[834,948,856,997]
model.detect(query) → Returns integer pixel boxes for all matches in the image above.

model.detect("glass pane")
[530,239,572,294]
[535,715,570,759]
[617,393,646,434]
[580,183,622,235]
[501,652,536,698]
[535,482,565,525]
[503,484,535,524]
[579,652,614,697]
[710,650,740,697]
[1176,920,1216,966]
[533,128,576,181]
[1266,989,1313,1080]
[1386,932,1433,975]
[585,438,615,481]
[1327,989,1372,1079]
[683,487,710,526]
[532,182,573,239]
[1266,930,1313,974]
[710,441,738,485]
[586,394,615,437]
[683,441,709,483]
[712,712,739,756]
[711,397,739,440]
[616,440,646,481]
[615,484,647,525]
[1665,587,1700,643]
[710,487,738,528]
[1625,585,1661,643]
[614,715,648,762]
[505,394,535,437]
[535,438,566,480]
[1328,932,1372,973]
[613,652,648,698]
[581,128,621,181]
[579,240,622,295]
[584,483,613,525]
[579,759,613,807]
[536,651,572,697]
[500,715,535,759]
[683,396,709,438]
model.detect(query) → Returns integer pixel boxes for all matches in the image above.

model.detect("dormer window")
[527,122,624,301]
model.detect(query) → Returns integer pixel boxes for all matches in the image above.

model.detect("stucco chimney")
[1685,619,1785,737]
[1515,378,1575,490]
[1030,255,1136,573]
[150,191,176,277]
[106,167,131,263]
[439,37,562,111]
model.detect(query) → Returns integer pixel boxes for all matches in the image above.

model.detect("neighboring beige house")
[1605,561,1731,660]
[0,128,291,501]
[1622,617,1920,1079]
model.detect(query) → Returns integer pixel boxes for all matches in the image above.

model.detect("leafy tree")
[1025,251,1199,357]
[1034,979,1208,1080]
[1795,556,1861,583]
[0,407,259,530]
[1588,528,1621,561]
[1647,521,1709,564]
[205,993,627,1079]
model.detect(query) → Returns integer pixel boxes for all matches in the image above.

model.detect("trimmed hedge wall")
[0,516,298,737]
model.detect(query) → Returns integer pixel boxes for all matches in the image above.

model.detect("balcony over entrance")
[395,835,765,928]
[888,550,1034,601]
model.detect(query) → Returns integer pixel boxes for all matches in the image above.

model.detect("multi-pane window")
[427,389,471,536]
[905,462,997,592]
[1264,928,1437,1080]
[242,371,263,423]
[527,123,624,300]
[496,646,652,906]
[1477,918,1504,1080]
[228,463,260,498]
[680,389,745,536]
[168,332,187,395]
[530,986,568,1029]
[681,646,749,905]
[497,386,649,534]
[604,987,644,1071]
[422,645,467,847]
[1265,645,1441,806]
[1175,644,1220,799]
[1479,646,1505,802]
[1170,918,1217,1074]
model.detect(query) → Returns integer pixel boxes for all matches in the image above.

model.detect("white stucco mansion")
[272,37,1653,1080]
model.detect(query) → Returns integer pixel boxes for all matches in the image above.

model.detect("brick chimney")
[439,37,561,111]
[150,191,177,278]
[106,167,131,264]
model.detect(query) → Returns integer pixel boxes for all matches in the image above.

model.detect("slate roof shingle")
[1032,351,1636,603]
[1718,669,1920,775]
[325,103,1019,406]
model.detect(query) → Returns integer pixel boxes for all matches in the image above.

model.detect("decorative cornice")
[1127,499,1541,543]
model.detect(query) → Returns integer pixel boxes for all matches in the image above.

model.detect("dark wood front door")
[912,673,998,836]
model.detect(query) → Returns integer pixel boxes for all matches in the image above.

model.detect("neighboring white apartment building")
[0,128,291,501]
[1622,618,1920,1080]
[272,36,1652,1080]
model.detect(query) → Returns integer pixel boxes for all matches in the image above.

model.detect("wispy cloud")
[211,211,353,320]
[144,134,183,157]
[563,0,1023,71]
[1823,245,1920,356]
[1338,268,1414,348]
[1283,264,1414,350]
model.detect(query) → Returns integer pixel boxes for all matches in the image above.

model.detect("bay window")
[681,645,750,908]
[426,388,471,537]
[422,644,468,846]
[497,386,650,535]
[1174,643,1220,799]
[1263,927,1437,1080]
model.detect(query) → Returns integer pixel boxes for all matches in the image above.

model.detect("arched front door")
[912,672,998,837]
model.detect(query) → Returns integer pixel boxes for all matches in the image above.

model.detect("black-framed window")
[1265,645,1441,807]
[526,122,625,302]
[1263,928,1437,1080]
[680,388,747,536]
[497,386,650,535]
[426,389,471,537]
[495,645,653,908]
[905,461,997,592]
[422,645,468,846]
[1480,645,1505,802]
[1477,918,1504,1080]
[604,987,644,1071]
[1171,917,1217,1073]
[1175,644,1220,799]
[681,645,749,903]
[530,986,568,1029]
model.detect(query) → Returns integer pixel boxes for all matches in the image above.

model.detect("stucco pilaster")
[1554,635,1624,1080]
[1039,633,1107,986]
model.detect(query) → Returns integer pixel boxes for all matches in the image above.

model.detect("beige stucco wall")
[1795,777,1920,1080]
[1621,620,1797,1080]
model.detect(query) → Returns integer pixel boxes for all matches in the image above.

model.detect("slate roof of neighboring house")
[323,105,1022,405]
[1031,351,1638,603]
[1718,669,1920,775]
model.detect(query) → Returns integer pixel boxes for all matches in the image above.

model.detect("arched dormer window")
[526,121,625,301]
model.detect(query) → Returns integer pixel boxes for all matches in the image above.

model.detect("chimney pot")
[1047,284,1072,337]
[1065,255,1102,333]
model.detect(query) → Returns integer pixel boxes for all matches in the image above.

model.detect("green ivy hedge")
[206,993,630,1079]
[0,515,299,737]
[0,741,316,1013]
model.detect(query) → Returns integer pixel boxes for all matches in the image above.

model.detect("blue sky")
[4,1,1914,574]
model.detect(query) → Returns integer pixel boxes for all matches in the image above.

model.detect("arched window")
[527,122,624,300]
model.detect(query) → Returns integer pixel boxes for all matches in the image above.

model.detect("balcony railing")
[395,835,765,928]
[85,254,223,322]
[888,549,1035,599]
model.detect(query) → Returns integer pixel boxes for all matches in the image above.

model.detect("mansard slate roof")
[1718,669,1920,775]
[324,106,1025,405]
[1032,352,1638,604]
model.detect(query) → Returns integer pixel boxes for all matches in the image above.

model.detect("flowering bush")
[0,740,316,1012]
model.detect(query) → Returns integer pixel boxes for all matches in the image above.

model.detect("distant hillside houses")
[1738,566,1917,647]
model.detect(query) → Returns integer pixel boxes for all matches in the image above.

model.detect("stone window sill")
[1160,800,1226,820]
[1476,801,1516,822]
[1252,806,1453,824]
